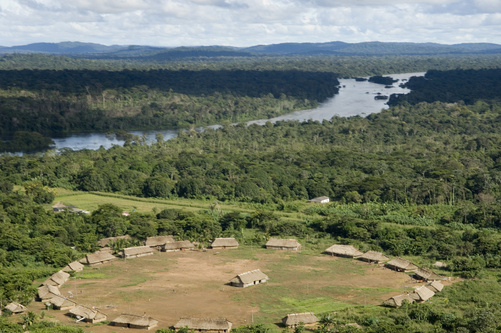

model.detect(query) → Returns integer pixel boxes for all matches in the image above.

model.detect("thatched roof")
[411,285,435,302]
[386,257,418,271]
[48,294,76,310]
[112,313,159,328]
[42,270,70,286]
[426,280,444,293]
[383,294,415,307]
[69,304,107,321]
[163,240,195,251]
[146,235,176,247]
[211,238,239,248]
[97,235,131,247]
[324,244,363,257]
[121,246,154,257]
[174,317,232,331]
[84,250,117,265]
[282,312,319,326]
[5,302,27,313]
[62,261,84,272]
[359,251,389,262]
[415,267,442,281]
[38,284,61,301]
[266,238,301,249]
[230,269,269,285]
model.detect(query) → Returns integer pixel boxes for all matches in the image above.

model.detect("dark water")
[52,72,424,151]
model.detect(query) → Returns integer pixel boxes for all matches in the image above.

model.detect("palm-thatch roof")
[324,244,363,258]
[145,235,176,247]
[410,285,435,302]
[5,302,27,314]
[83,250,117,265]
[174,317,232,331]
[38,284,61,302]
[383,294,415,307]
[414,267,443,281]
[282,312,319,327]
[42,270,70,286]
[211,238,239,249]
[426,280,444,293]
[97,235,131,247]
[385,257,418,271]
[121,246,155,258]
[112,313,159,329]
[359,251,389,263]
[47,294,76,310]
[62,261,84,272]
[162,240,195,251]
[230,269,269,286]
[265,238,301,250]
[69,304,107,323]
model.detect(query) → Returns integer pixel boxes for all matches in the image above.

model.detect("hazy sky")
[1,0,500,47]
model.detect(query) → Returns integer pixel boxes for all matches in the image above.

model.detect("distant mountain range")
[1,41,500,59]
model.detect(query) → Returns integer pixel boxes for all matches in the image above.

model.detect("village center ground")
[28,246,415,333]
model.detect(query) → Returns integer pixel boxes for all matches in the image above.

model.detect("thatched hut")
[97,235,131,248]
[37,284,61,302]
[211,238,239,250]
[324,244,363,258]
[358,251,389,264]
[111,313,159,330]
[230,269,269,288]
[265,238,301,251]
[82,250,117,265]
[42,270,70,287]
[414,267,443,281]
[69,304,107,323]
[410,285,435,302]
[120,246,155,259]
[383,294,415,308]
[385,257,418,272]
[174,317,232,333]
[4,302,27,314]
[62,261,84,273]
[426,280,444,293]
[47,294,76,311]
[146,235,176,250]
[282,312,319,327]
[162,240,195,252]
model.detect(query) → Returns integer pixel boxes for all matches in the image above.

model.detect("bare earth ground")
[27,247,430,332]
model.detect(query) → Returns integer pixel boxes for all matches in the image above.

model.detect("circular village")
[7,233,454,333]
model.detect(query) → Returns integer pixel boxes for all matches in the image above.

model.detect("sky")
[1,0,500,47]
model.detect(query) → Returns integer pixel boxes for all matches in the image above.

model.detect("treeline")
[0,69,338,137]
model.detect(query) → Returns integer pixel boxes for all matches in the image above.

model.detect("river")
[51,72,424,151]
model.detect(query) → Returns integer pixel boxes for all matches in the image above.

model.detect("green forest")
[2,53,501,332]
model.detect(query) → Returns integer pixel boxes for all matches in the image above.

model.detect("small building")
[4,302,27,314]
[111,313,159,330]
[358,251,389,264]
[47,294,76,311]
[161,240,195,252]
[307,196,330,203]
[120,246,155,259]
[265,238,301,251]
[385,257,418,272]
[42,270,70,287]
[230,269,269,288]
[52,201,68,212]
[62,261,84,273]
[97,235,131,248]
[324,244,363,258]
[414,267,443,281]
[410,285,435,302]
[82,250,117,266]
[432,261,447,268]
[174,317,232,333]
[69,304,107,323]
[282,312,319,328]
[383,294,415,308]
[426,280,444,293]
[211,238,239,250]
[145,235,176,250]
[38,284,61,302]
